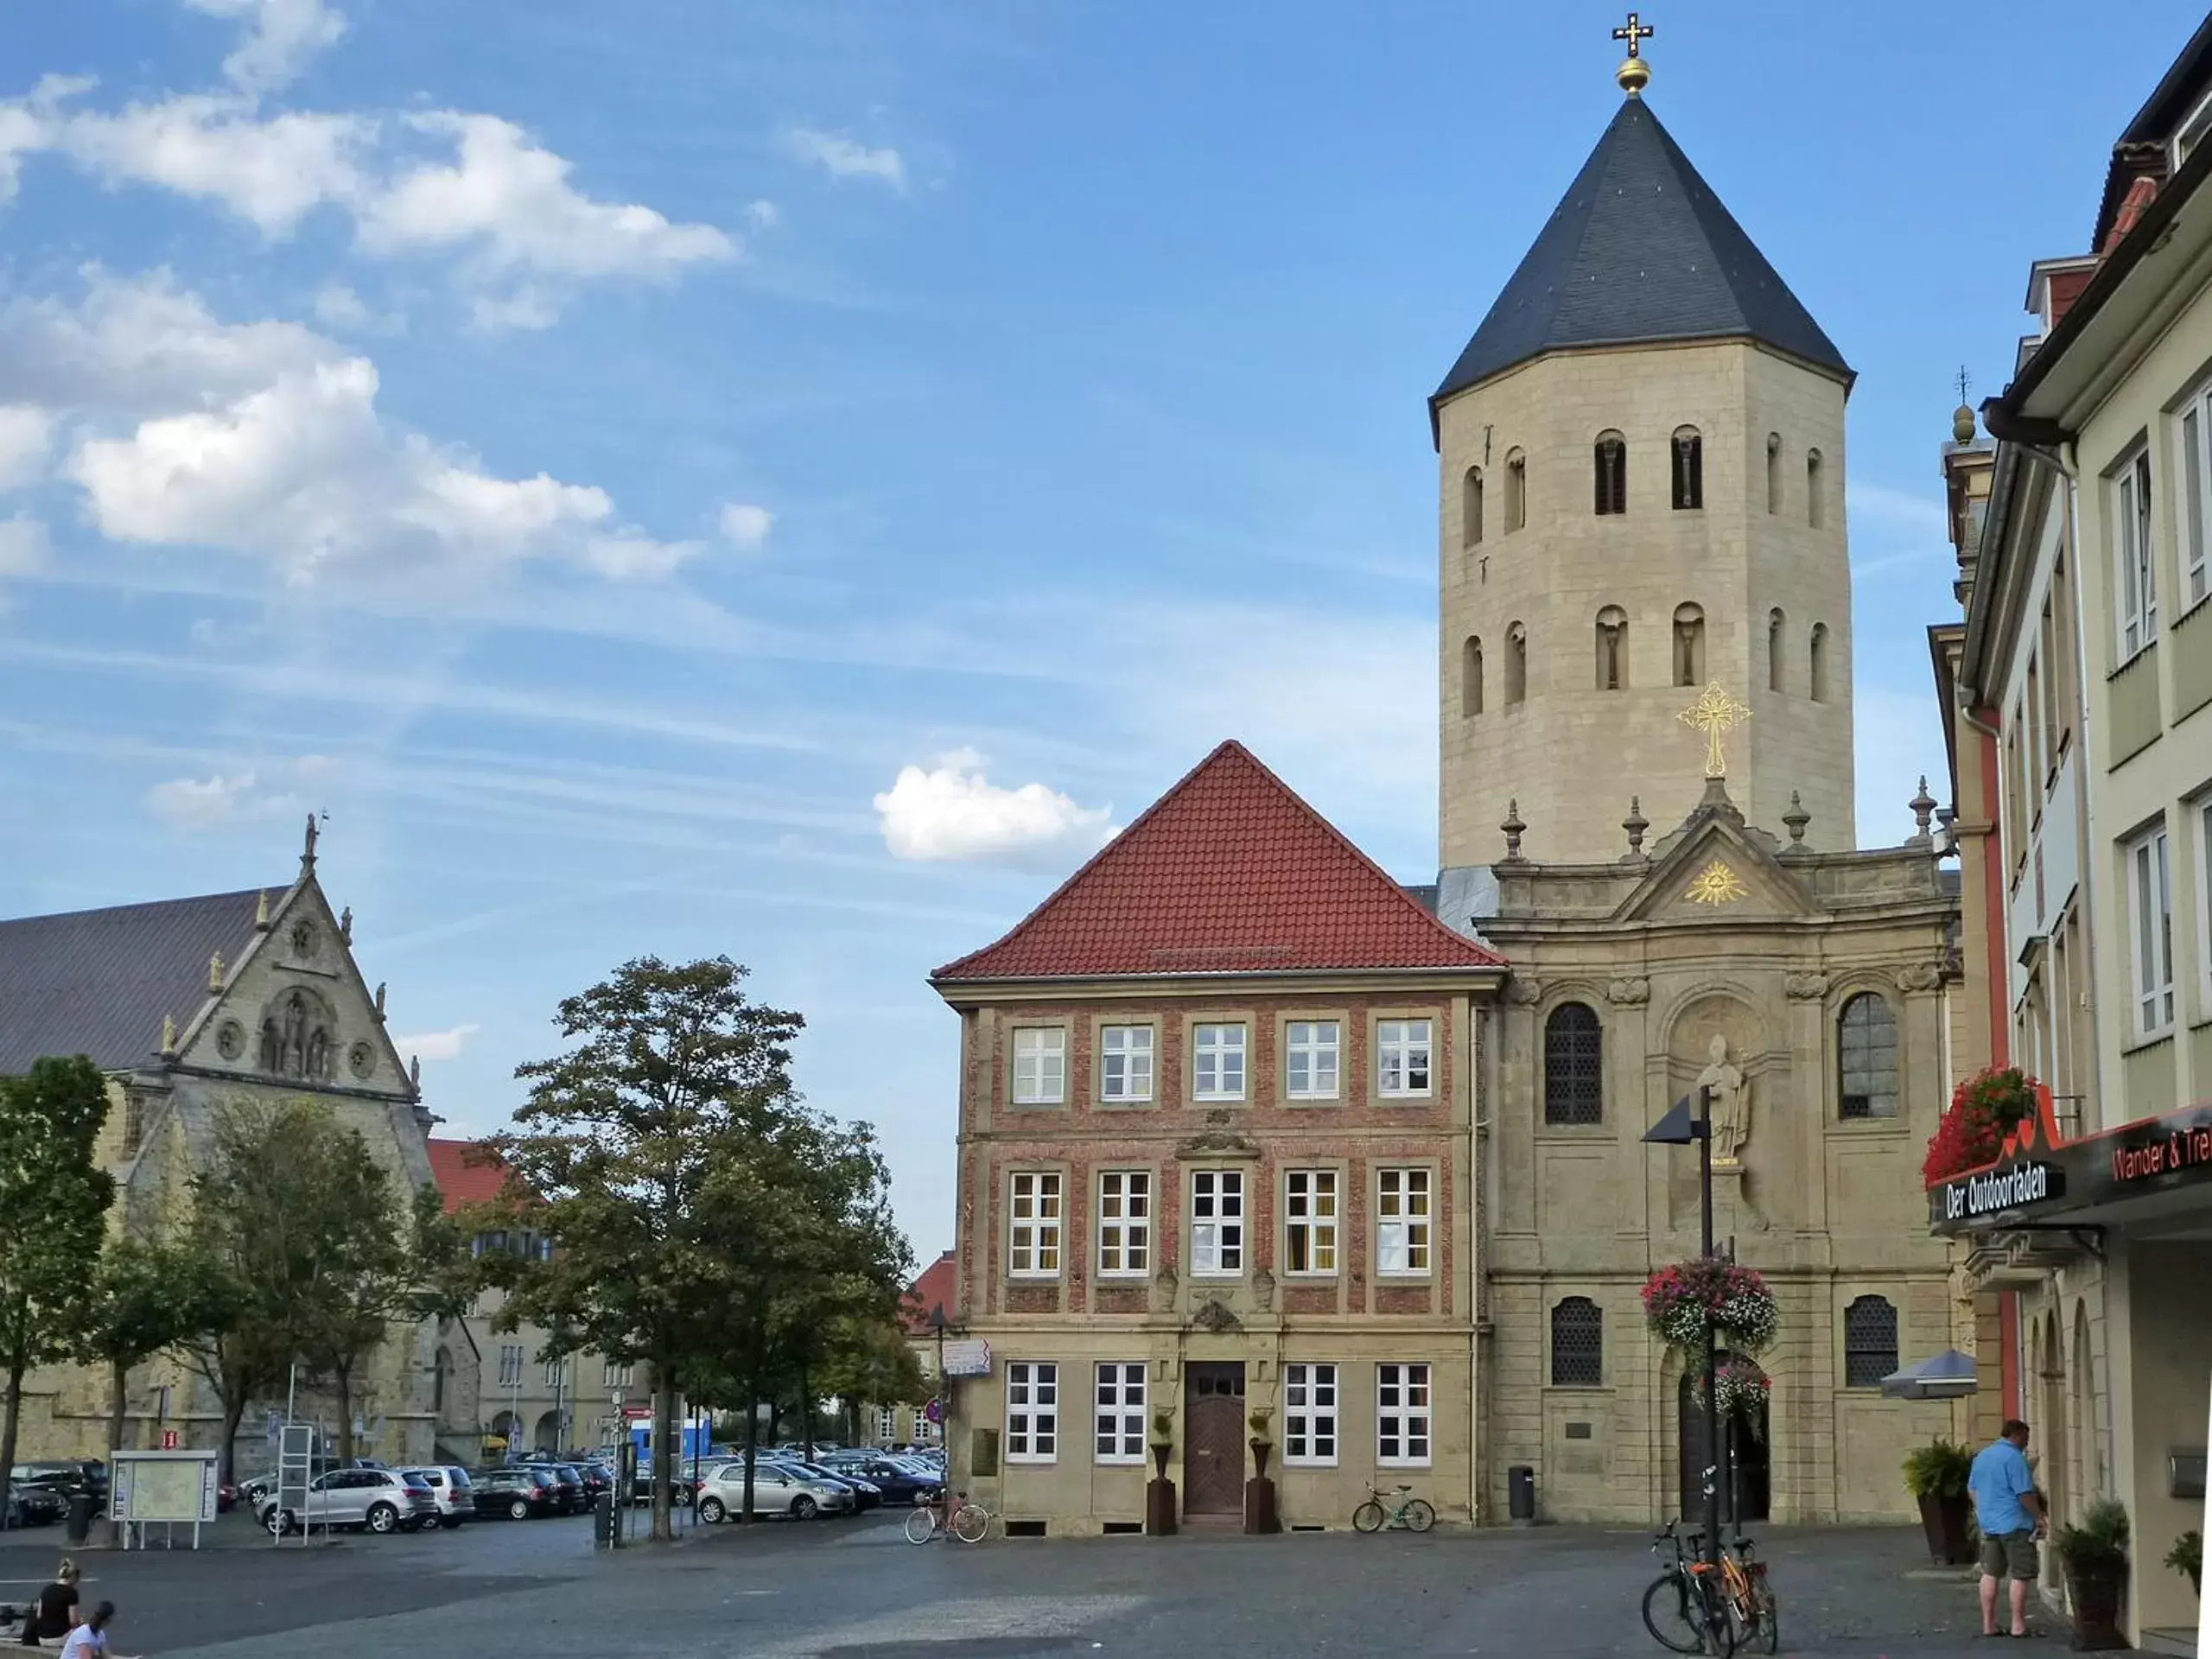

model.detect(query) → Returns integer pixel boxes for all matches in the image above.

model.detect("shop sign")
[1930,1101,2212,1235]
[2107,1109,2212,1188]
[941,1338,992,1377]
[1936,1157,2065,1224]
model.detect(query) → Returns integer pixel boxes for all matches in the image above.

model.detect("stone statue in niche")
[1697,1033,1751,1165]
[260,988,335,1079]
[306,1024,331,1081]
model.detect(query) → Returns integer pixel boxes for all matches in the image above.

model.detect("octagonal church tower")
[1435,70,1856,867]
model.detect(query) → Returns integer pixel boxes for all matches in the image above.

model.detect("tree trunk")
[740,1390,759,1525]
[650,1376,676,1541]
[334,1363,355,1464]
[801,1363,814,1462]
[0,1348,27,1516]
[218,1376,251,1490]
[107,1357,130,1456]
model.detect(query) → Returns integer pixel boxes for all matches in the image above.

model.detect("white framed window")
[1285,1020,1340,1099]
[1377,1019,1433,1096]
[543,1356,565,1389]
[1093,1363,1146,1465]
[1011,1027,1065,1104]
[1282,1363,1338,1466]
[1376,1168,1433,1275]
[1006,1362,1057,1462]
[2126,821,2175,1039]
[1283,1170,1339,1274]
[1098,1025,1154,1103]
[2181,390,2212,611]
[1190,1170,1244,1276]
[1192,1024,1247,1100]
[498,1343,523,1387]
[2115,448,2158,659]
[601,1358,633,1390]
[1376,1363,1433,1466]
[1008,1171,1064,1276]
[1096,1171,1151,1276]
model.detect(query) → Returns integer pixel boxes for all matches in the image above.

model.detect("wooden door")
[1184,1362,1245,1515]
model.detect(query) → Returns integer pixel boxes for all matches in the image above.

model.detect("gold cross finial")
[1613,10,1654,58]
[1612,13,1655,93]
[1677,682,1751,779]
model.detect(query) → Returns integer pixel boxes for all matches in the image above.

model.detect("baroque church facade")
[931,59,1970,1530]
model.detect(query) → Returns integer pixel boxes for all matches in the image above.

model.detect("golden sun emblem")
[1686,859,1749,906]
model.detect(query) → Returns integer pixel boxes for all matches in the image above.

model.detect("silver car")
[694,1459,852,1522]
[398,1465,474,1528]
[258,1467,439,1535]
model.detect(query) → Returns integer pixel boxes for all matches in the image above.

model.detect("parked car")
[468,1466,563,1520]
[818,1452,940,1506]
[694,1461,851,1522]
[525,1462,585,1514]
[9,1460,107,1513]
[522,1455,608,1503]
[398,1465,474,1528]
[775,1459,878,1512]
[257,1468,439,1535]
[1,1486,67,1529]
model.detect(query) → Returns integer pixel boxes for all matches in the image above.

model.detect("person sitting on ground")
[57,1602,132,1659]
[1968,1419,2046,1638]
[18,1560,79,1649]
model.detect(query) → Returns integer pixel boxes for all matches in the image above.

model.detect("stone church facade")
[931,60,1969,1531]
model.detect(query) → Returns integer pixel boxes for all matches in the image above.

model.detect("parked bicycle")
[1642,1520,1738,1656]
[1351,1482,1435,1534]
[902,1488,993,1544]
[1719,1532,1778,1655]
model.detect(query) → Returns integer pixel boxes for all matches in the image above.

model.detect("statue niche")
[259,987,338,1082]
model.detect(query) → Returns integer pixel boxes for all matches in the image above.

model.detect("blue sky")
[0,0,2201,1260]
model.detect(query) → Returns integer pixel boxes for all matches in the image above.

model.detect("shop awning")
[1880,1349,1979,1400]
[1929,1101,2212,1236]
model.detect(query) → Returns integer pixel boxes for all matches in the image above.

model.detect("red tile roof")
[901,1250,958,1336]
[933,741,1504,981]
[425,1137,512,1214]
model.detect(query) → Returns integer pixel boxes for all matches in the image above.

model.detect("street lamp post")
[927,1305,950,1459]
[1643,1085,1722,1586]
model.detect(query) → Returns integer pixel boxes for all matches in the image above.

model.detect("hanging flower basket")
[1689,1357,1773,1434]
[1922,1066,2040,1185]
[1641,1257,1778,1356]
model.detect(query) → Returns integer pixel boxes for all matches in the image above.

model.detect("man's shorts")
[1980,1528,2040,1580]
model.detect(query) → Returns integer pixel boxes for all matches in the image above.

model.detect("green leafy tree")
[0,1057,117,1514]
[80,1233,223,1456]
[487,956,810,1542]
[816,1313,930,1445]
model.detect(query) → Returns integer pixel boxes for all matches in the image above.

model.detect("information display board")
[111,1449,220,1547]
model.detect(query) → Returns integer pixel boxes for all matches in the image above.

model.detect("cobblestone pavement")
[0,1514,2116,1657]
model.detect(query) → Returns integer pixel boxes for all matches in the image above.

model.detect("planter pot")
[1144,1477,1177,1536]
[1249,1440,1273,1480]
[1915,1492,1975,1567]
[1149,1442,1173,1478]
[2062,1560,2128,1651]
[1243,1475,1279,1536]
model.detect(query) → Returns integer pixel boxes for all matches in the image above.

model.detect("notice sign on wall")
[941,1338,992,1377]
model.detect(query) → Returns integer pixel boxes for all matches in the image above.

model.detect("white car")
[694,1460,852,1522]
[397,1465,474,1528]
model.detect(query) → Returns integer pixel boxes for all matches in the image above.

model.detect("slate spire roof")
[1432,98,1850,414]
[933,741,1504,982]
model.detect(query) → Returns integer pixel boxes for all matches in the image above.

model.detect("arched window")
[1505,622,1528,705]
[1837,993,1898,1119]
[433,1347,451,1415]
[1765,433,1782,515]
[1672,602,1705,687]
[1671,426,1704,510]
[1843,1295,1898,1388]
[1462,635,1484,717]
[1593,431,1627,516]
[1542,1002,1603,1125]
[1595,607,1628,690]
[1551,1297,1604,1386]
[1809,622,1830,702]
[1806,448,1825,529]
[1463,466,1484,548]
[1505,449,1527,531]
[1768,608,1786,693]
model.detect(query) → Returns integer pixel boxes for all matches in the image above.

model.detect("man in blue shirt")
[1967,1419,2045,1637]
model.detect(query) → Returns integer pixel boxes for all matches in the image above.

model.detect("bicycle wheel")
[950,1502,990,1542]
[1640,1573,1706,1655]
[1697,1575,1739,1658]
[1741,1573,1777,1656]
[1403,1498,1436,1533]
[902,1505,938,1544]
[1351,1500,1386,1534]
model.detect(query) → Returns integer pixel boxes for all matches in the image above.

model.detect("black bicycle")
[1641,1520,1738,1656]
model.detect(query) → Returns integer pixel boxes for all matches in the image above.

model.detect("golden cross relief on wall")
[1676,681,1751,779]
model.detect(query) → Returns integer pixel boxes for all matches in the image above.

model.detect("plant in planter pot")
[1922,1065,2038,1185]
[1148,1410,1174,1478]
[2167,1529,2202,1597]
[2053,1497,2131,1650]
[1247,1408,1274,1478]
[1901,1438,1977,1566]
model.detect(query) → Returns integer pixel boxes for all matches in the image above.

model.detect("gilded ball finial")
[1952,404,1976,443]
[1617,55,1650,93]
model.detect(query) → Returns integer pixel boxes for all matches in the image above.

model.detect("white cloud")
[183,0,348,93]
[717,502,772,549]
[144,767,300,829]
[0,513,48,575]
[874,748,1116,867]
[745,199,779,230]
[0,405,54,488]
[392,1022,480,1062]
[360,113,735,283]
[582,530,701,580]
[56,92,368,233]
[784,126,906,188]
[309,281,398,333]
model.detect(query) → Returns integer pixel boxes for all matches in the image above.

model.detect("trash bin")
[1507,1465,1536,1528]
[593,1491,616,1549]
[65,1497,93,1547]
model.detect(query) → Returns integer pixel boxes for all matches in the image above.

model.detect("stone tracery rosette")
[1639,1256,1778,1356]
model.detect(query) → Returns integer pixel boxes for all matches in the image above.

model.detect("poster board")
[111,1449,219,1547]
